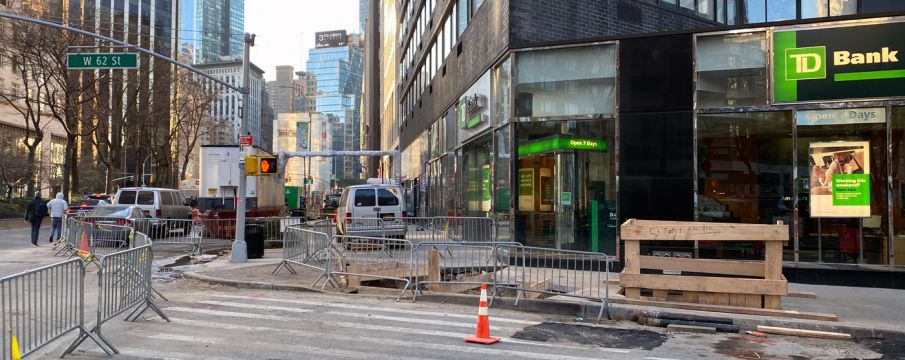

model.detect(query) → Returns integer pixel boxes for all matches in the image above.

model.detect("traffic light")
[259,156,278,175]
[244,158,258,176]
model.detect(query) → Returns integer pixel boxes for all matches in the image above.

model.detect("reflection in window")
[681,0,695,10]
[829,0,857,16]
[801,0,827,18]
[729,0,766,24]
[515,44,617,117]
[767,0,797,21]
[696,32,768,108]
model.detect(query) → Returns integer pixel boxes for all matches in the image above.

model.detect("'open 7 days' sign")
[773,21,905,103]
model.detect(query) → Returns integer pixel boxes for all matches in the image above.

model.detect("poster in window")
[809,141,870,218]
[540,176,553,205]
[518,168,534,211]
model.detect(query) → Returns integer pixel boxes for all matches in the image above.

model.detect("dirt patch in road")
[856,337,905,360]
[512,322,667,350]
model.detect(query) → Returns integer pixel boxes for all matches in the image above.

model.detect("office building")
[307,30,364,183]
[195,60,265,148]
[179,0,245,63]
[266,65,305,115]
[380,0,905,284]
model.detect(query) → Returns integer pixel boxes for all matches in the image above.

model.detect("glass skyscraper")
[179,0,244,64]
[306,33,364,182]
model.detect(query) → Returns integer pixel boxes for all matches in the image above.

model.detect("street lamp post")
[141,154,152,186]
[231,33,256,263]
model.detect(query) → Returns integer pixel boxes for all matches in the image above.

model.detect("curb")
[416,293,905,341]
[182,271,324,293]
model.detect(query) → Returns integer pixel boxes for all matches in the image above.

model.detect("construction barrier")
[339,218,388,238]
[62,243,169,357]
[398,217,436,242]
[411,242,518,302]
[494,244,615,321]
[0,259,107,360]
[330,235,414,300]
[433,217,495,243]
[271,226,336,288]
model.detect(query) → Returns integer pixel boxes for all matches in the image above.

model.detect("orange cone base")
[465,335,501,345]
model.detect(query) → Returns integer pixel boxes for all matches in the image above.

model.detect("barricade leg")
[271,260,298,276]
[60,325,115,358]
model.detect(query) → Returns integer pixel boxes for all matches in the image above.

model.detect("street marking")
[212,294,541,325]
[119,348,238,360]
[326,311,522,332]
[165,307,287,321]
[166,318,611,360]
[198,300,314,314]
[146,333,220,344]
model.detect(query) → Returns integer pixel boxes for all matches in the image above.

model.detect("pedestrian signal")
[259,157,278,175]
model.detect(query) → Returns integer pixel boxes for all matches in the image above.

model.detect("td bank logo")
[785,46,826,80]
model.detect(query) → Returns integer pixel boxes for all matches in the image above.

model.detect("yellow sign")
[207,188,217,195]
[244,155,259,176]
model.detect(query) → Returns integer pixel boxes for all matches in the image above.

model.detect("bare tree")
[0,134,32,200]
[172,70,218,182]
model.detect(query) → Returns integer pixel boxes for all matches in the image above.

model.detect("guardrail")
[1,259,109,359]
[330,235,414,300]
[411,242,518,302]
[61,244,169,357]
[494,244,615,321]
[432,217,495,243]
[271,226,336,288]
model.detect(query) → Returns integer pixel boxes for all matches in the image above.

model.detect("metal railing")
[432,217,495,243]
[411,242,518,302]
[62,244,170,357]
[398,217,436,242]
[1,259,108,359]
[330,235,414,300]
[494,244,615,321]
[339,218,388,238]
[271,226,336,288]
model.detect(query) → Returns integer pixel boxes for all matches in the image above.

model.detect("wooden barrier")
[620,219,789,309]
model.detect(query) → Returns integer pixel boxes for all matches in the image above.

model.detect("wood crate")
[620,219,789,309]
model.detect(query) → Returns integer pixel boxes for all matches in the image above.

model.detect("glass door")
[796,108,889,265]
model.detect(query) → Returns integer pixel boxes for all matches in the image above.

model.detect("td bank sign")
[774,22,905,103]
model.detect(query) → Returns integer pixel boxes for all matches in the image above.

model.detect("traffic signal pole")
[232,33,256,263]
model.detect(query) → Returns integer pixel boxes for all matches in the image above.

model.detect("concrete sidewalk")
[181,248,905,340]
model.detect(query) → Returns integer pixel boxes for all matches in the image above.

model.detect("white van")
[113,187,193,231]
[336,182,407,238]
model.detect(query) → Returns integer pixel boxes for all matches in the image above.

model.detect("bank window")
[515,44,617,118]
[695,32,767,108]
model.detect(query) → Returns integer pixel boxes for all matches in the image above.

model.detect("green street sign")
[773,22,905,103]
[67,53,139,70]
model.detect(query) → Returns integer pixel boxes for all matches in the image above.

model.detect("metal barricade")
[56,218,90,256]
[1,259,109,359]
[432,217,495,242]
[411,242,518,302]
[340,218,387,238]
[493,244,615,321]
[271,226,335,288]
[257,217,307,244]
[399,217,436,242]
[331,235,414,300]
[62,245,170,357]
[88,223,133,257]
[133,218,200,253]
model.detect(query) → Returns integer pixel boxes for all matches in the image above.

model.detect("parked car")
[321,194,341,218]
[336,181,407,238]
[112,187,193,233]
[84,205,150,248]
[65,199,108,217]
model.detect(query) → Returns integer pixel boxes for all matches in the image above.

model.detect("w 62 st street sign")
[67,53,139,70]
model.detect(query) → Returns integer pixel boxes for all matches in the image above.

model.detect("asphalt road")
[0,224,65,276]
[28,279,883,360]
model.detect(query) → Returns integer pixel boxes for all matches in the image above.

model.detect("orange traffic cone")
[465,283,500,345]
[78,230,90,258]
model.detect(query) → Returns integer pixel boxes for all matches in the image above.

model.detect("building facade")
[273,112,335,193]
[384,0,905,282]
[307,31,364,182]
[178,0,245,64]
[195,60,265,148]
[265,65,304,115]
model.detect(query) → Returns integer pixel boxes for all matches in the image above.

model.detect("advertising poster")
[809,141,870,218]
[296,122,309,151]
[518,169,534,211]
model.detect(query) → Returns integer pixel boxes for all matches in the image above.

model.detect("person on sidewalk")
[24,192,48,246]
[47,192,68,243]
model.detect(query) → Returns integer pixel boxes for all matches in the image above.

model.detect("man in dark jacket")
[25,192,47,246]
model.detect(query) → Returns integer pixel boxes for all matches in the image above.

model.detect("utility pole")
[231,33,256,263]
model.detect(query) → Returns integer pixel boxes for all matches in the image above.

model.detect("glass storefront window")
[697,112,794,260]
[892,107,905,265]
[492,57,511,124]
[796,110,888,265]
[696,32,767,108]
[728,0,765,24]
[514,44,616,118]
[495,125,512,242]
[516,119,616,253]
[462,134,493,217]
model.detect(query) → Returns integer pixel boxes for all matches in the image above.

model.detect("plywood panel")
[620,220,788,241]
[620,273,788,296]
[639,256,765,277]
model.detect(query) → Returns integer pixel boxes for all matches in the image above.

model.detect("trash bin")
[245,221,264,259]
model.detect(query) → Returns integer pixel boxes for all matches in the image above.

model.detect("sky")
[245,0,361,81]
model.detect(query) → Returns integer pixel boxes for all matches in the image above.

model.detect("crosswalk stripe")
[165,307,288,321]
[212,294,541,325]
[327,311,521,332]
[146,333,220,344]
[119,348,236,360]
[165,317,611,360]
[198,300,314,314]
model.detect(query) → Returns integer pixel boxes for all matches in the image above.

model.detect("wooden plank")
[639,256,766,277]
[764,295,782,310]
[433,272,493,293]
[427,250,440,291]
[764,242,784,280]
[625,287,641,299]
[620,220,788,241]
[651,289,668,301]
[521,279,550,300]
[745,294,763,308]
[681,291,699,303]
[623,240,641,274]
[729,293,747,307]
[788,291,817,299]
[609,297,838,322]
[756,326,852,341]
[347,263,361,287]
[620,273,788,296]
[699,292,729,306]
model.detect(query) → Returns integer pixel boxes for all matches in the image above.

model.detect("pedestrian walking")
[47,192,68,243]
[24,192,48,246]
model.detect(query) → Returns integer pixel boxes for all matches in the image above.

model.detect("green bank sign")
[518,135,606,156]
[774,22,905,103]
